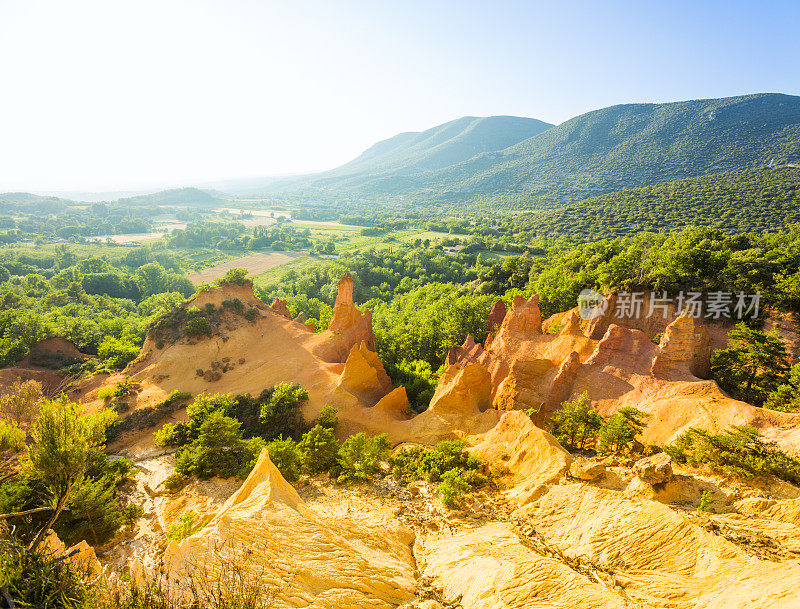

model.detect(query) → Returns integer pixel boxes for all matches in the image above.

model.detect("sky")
[0,0,798,193]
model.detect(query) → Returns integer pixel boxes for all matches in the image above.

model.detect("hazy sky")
[1,0,798,192]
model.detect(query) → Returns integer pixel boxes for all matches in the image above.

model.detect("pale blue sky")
[0,0,798,191]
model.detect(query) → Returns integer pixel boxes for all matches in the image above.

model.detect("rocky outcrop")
[165,450,416,608]
[536,350,581,426]
[633,452,673,484]
[569,457,606,481]
[651,311,712,379]
[270,298,292,318]
[336,341,394,403]
[498,293,542,337]
[427,363,492,415]
[492,358,554,412]
[470,410,571,504]
[584,324,657,371]
[486,299,507,331]
[314,273,376,362]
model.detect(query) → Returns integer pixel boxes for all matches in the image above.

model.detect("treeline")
[0,248,195,366]
[512,166,800,239]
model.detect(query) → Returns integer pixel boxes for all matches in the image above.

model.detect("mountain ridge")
[243,93,800,207]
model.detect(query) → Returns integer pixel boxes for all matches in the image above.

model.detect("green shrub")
[315,405,338,429]
[259,383,308,438]
[98,336,139,370]
[175,411,260,480]
[185,315,212,338]
[163,472,188,493]
[698,490,716,513]
[337,432,389,483]
[166,511,202,542]
[550,392,605,450]
[598,407,650,453]
[0,538,95,608]
[215,268,251,286]
[438,468,470,508]
[666,425,800,484]
[298,425,339,474]
[390,439,480,484]
[266,436,301,482]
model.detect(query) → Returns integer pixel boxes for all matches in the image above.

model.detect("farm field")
[187,251,307,283]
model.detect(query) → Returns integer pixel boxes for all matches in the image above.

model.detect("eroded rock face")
[316,273,377,362]
[428,363,492,415]
[633,452,673,484]
[336,341,394,403]
[486,299,507,332]
[469,410,571,504]
[270,298,292,319]
[651,311,712,379]
[165,450,416,608]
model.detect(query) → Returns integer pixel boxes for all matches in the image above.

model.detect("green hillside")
[248,93,800,207]
[246,116,553,195]
[512,165,800,238]
[117,187,223,207]
[434,93,800,202]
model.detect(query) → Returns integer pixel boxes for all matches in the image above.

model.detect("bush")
[175,411,260,480]
[438,468,470,508]
[259,383,308,438]
[98,336,139,370]
[216,268,251,286]
[336,432,389,483]
[0,538,95,608]
[666,425,800,484]
[185,315,212,338]
[598,407,650,453]
[266,436,300,482]
[390,439,480,484]
[166,511,202,542]
[0,379,44,427]
[315,405,338,429]
[54,474,123,546]
[549,392,604,451]
[163,472,188,493]
[298,425,339,474]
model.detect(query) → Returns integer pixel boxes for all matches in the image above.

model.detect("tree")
[598,407,650,453]
[25,398,114,550]
[711,323,790,406]
[216,268,250,286]
[336,433,389,483]
[175,410,255,480]
[98,335,140,370]
[259,383,308,438]
[0,380,44,428]
[298,425,339,474]
[549,392,604,450]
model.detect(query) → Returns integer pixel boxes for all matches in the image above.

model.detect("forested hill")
[512,165,800,238]
[257,115,553,195]
[245,93,800,206]
[116,187,223,207]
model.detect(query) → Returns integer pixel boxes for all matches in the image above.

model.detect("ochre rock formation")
[312,273,376,362]
[469,410,571,504]
[270,298,292,319]
[443,290,800,452]
[165,450,416,608]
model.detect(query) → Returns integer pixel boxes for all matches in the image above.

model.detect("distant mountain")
[117,187,224,207]
[514,165,800,238]
[244,115,553,195]
[246,93,800,207]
